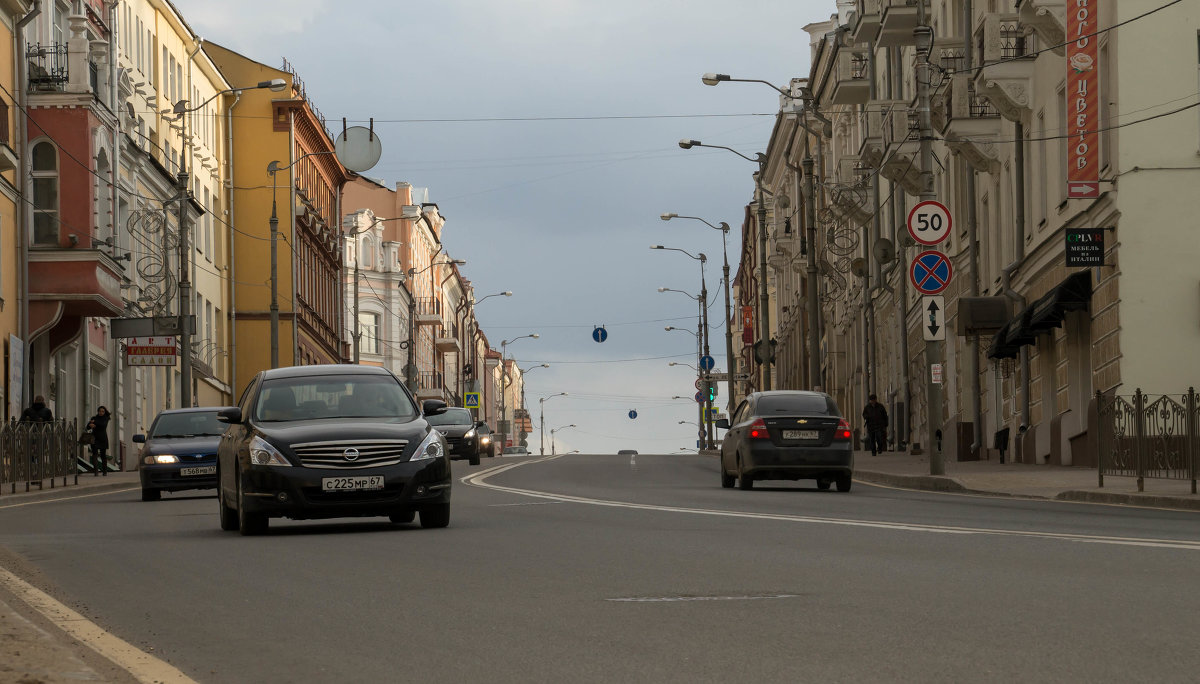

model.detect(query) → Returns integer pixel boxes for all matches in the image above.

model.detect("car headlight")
[480,436,491,445]
[411,430,446,462]
[249,435,291,466]
[464,429,476,440]
[145,454,179,465]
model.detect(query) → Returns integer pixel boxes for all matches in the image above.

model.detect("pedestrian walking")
[87,406,111,476]
[862,394,888,456]
[19,395,53,422]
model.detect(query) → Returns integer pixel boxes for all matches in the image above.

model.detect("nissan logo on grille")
[343,448,360,462]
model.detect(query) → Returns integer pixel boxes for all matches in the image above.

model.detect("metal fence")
[1096,389,1198,493]
[0,419,81,495]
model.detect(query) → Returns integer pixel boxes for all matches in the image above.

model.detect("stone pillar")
[66,13,89,94]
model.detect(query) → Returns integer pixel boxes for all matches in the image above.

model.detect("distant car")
[502,446,530,456]
[617,449,638,456]
[215,365,452,535]
[716,390,853,492]
[425,407,483,465]
[475,422,497,458]
[135,407,232,502]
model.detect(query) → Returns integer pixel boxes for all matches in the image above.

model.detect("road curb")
[0,477,137,505]
[1054,490,1200,512]
[853,469,972,494]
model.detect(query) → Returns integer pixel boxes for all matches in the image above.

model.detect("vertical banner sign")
[741,306,754,344]
[1066,0,1100,199]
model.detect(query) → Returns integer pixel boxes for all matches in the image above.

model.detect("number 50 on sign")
[907,200,952,246]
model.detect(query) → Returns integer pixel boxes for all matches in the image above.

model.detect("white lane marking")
[0,566,197,684]
[489,501,563,507]
[607,594,799,603]
[463,457,1200,551]
[0,487,139,509]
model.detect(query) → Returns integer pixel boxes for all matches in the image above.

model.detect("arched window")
[32,141,59,245]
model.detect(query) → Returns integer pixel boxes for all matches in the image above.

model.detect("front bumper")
[743,442,854,481]
[240,457,451,520]
[140,463,218,492]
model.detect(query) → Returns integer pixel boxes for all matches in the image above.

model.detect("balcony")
[829,49,870,105]
[415,370,450,402]
[877,0,925,47]
[973,14,1035,123]
[830,156,873,224]
[848,0,881,45]
[1017,0,1066,56]
[434,333,460,353]
[414,297,442,327]
[29,248,125,331]
[857,101,897,168]
[940,74,1002,174]
[879,104,922,196]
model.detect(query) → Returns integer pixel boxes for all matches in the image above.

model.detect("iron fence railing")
[26,43,68,92]
[0,419,82,494]
[1096,389,1198,493]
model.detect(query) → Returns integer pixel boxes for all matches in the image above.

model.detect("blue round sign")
[694,391,704,403]
[699,355,716,372]
[628,409,637,420]
[592,326,608,343]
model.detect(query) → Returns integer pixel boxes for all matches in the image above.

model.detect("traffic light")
[705,382,717,402]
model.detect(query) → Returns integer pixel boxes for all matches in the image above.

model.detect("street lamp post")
[549,424,576,455]
[170,78,286,402]
[662,213,736,416]
[678,139,771,392]
[459,291,512,406]
[538,391,567,456]
[652,245,714,449]
[499,334,538,450]
[518,363,549,433]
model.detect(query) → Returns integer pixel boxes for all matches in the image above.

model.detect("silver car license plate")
[180,465,216,476]
[783,429,819,440]
[321,475,384,491]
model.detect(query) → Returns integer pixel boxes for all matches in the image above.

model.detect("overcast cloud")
[174,0,830,453]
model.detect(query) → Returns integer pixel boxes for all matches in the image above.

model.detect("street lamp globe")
[678,139,699,149]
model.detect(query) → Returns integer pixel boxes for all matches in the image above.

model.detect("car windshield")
[150,411,227,437]
[253,375,418,422]
[425,408,474,426]
[757,394,839,416]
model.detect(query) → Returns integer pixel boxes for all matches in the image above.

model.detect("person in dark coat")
[20,395,53,422]
[87,406,111,476]
[862,393,888,456]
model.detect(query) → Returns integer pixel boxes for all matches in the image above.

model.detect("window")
[31,141,58,245]
[359,312,379,355]
[202,187,211,257]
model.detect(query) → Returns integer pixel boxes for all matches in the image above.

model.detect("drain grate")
[606,593,800,603]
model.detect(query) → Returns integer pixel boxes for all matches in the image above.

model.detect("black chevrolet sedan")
[716,390,854,492]
[136,407,232,501]
[216,365,451,535]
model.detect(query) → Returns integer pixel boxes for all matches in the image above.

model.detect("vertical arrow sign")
[922,295,946,341]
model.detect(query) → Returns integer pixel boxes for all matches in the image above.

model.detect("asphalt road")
[3,453,1200,683]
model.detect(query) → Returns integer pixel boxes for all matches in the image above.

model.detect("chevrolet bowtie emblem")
[797,419,808,424]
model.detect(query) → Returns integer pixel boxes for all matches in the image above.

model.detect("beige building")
[750,0,1200,466]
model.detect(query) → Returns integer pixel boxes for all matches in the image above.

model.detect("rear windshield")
[757,394,839,416]
[254,375,418,422]
[151,411,227,438]
[425,408,474,426]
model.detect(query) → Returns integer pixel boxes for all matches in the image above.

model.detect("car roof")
[749,390,831,399]
[258,364,395,380]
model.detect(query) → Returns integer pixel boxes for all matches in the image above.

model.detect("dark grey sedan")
[716,391,853,492]
[136,407,232,501]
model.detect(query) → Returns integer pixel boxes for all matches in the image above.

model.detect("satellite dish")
[850,258,868,277]
[873,238,896,264]
[334,126,383,173]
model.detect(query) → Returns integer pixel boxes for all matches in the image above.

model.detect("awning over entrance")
[986,271,1094,360]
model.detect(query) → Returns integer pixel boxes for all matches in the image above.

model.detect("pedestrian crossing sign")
[464,392,480,409]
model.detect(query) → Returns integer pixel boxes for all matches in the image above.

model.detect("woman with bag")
[87,406,111,476]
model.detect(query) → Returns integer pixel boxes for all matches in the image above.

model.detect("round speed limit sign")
[907,200,952,246]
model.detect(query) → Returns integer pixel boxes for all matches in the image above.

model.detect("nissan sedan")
[216,365,451,535]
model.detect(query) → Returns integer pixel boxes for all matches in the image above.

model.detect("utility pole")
[802,151,820,390]
[720,230,736,415]
[700,255,715,449]
[176,170,192,407]
[755,170,771,392]
[915,7,944,476]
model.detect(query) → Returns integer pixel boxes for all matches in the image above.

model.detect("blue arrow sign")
[628,409,637,420]
[699,355,715,372]
[592,326,608,343]
[909,250,953,295]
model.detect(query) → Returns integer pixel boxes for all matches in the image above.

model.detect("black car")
[716,390,854,492]
[425,407,483,465]
[215,365,452,535]
[136,407,232,501]
[475,422,497,458]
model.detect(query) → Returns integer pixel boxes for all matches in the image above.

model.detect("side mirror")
[132,434,145,443]
[716,418,730,429]
[423,400,448,416]
[217,407,243,424]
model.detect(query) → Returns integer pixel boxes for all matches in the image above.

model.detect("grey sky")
[175,0,828,453]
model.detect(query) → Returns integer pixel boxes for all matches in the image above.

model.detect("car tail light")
[834,419,852,441]
[749,418,770,440]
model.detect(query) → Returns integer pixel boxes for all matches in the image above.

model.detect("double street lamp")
[549,424,576,455]
[538,391,568,456]
[662,213,736,416]
[498,334,538,449]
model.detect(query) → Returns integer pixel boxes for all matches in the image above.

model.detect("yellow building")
[0,1,30,419]
[204,44,348,395]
